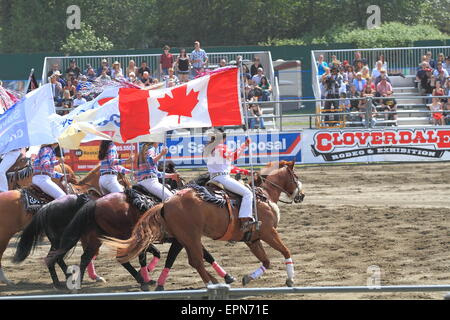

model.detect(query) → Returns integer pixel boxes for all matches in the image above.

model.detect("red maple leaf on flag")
[157,85,200,124]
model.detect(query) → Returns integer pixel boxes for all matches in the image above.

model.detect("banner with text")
[302,128,450,163]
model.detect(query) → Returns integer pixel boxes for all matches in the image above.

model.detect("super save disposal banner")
[302,128,450,163]
[165,131,302,167]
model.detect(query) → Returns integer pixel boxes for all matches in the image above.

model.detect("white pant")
[212,174,253,219]
[32,175,66,199]
[99,174,124,194]
[0,150,21,192]
[138,178,173,201]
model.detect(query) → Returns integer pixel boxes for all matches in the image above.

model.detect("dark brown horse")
[103,161,304,287]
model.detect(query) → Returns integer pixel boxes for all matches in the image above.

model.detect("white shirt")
[73,97,87,107]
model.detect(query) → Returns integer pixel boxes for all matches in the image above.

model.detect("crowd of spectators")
[47,41,272,124]
[318,50,450,126]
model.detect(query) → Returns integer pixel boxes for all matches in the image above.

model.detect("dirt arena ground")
[1,162,449,300]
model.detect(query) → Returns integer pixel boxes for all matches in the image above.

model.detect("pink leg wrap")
[147,257,160,273]
[140,267,151,283]
[87,256,98,280]
[157,267,170,286]
[212,262,227,278]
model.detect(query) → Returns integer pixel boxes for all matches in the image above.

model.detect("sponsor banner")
[165,131,301,168]
[302,128,450,163]
[65,141,138,172]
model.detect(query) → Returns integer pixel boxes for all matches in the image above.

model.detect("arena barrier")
[1,284,450,300]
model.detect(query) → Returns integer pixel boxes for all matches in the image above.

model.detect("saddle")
[20,185,55,214]
[126,186,161,213]
[202,181,268,242]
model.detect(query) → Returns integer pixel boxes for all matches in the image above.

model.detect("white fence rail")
[1,284,450,300]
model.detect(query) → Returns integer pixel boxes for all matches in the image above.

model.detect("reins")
[259,167,299,204]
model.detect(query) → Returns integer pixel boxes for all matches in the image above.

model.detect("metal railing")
[2,283,450,300]
[311,46,450,100]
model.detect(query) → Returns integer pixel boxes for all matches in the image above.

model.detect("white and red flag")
[119,67,243,141]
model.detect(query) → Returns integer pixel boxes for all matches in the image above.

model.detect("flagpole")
[161,132,167,201]
[23,69,34,95]
[58,145,70,194]
[240,61,259,230]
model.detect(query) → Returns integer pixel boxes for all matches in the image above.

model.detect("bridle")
[260,166,303,204]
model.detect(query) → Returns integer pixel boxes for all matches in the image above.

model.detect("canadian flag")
[119,67,243,142]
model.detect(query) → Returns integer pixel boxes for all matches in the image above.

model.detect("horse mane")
[77,165,100,185]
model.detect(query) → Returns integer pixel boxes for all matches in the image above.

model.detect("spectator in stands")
[190,41,208,78]
[444,56,450,74]
[66,60,81,78]
[127,72,140,85]
[376,76,397,123]
[164,68,179,88]
[433,63,449,83]
[97,59,111,76]
[317,55,329,76]
[97,67,112,82]
[352,51,368,68]
[344,65,356,84]
[160,45,174,78]
[140,71,153,87]
[47,64,62,78]
[426,51,436,69]
[428,97,445,125]
[219,59,227,68]
[361,66,371,81]
[323,67,343,126]
[374,69,391,87]
[375,55,387,70]
[52,71,66,90]
[60,90,73,114]
[252,68,264,85]
[329,55,341,69]
[247,102,265,129]
[345,85,360,111]
[83,64,93,76]
[432,80,446,104]
[138,61,151,78]
[174,49,190,83]
[63,79,76,97]
[250,57,263,77]
[50,74,62,103]
[353,72,366,93]
[372,61,384,80]
[73,91,87,107]
[111,61,123,79]
[259,76,272,102]
[359,83,377,126]
[86,68,97,82]
[126,60,138,79]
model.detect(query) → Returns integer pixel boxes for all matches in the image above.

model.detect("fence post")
[367,97,373,128]
[207,284,230,300]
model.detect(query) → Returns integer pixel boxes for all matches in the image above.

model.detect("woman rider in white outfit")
[98,140,133,194]
[0,148,25,193]
[32,143,66,199]
[205,132,255,231]
[136,142,179,201]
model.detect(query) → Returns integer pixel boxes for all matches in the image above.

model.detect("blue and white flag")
[0,84,56,154]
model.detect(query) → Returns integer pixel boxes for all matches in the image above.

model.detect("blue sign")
[160,131,302,168]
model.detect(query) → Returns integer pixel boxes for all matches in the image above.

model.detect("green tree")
[60,23,114,54]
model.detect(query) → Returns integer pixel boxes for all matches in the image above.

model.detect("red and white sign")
[302,128,450,163]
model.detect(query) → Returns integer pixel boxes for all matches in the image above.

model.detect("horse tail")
[102,203,165,264]
[46,200,97,266]
[12,210,45,263]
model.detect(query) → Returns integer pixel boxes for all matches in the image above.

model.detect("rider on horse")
[98,140,133,194]
[205,131,255,231]
[32,143,66,199]
[136,142,178,201]
[0,148,25,193]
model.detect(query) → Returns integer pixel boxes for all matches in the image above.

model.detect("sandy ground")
[1,162,450,300]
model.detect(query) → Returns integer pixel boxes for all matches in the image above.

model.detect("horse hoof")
[242,275,252,286]
[146,279,156,286]
[224,274,235,284]
[286,279,294,287]
[140,283,150,291]
[95,276,106,283]
[54,282,68,291]
[155,285,165,291]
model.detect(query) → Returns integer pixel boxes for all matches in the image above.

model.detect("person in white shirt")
[0,148,24,192]
[72,92,87,107]
[251,68,264,85]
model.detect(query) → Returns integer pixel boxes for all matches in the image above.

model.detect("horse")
[102,161,304,288]
[44,171,236,291]
[0,163,77,285]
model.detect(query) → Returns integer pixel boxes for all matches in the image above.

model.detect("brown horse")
[0,163,104,285]
[103,161,304,288]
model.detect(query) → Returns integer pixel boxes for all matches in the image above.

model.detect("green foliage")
[60,23,114,54]
[259,23,450,48]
